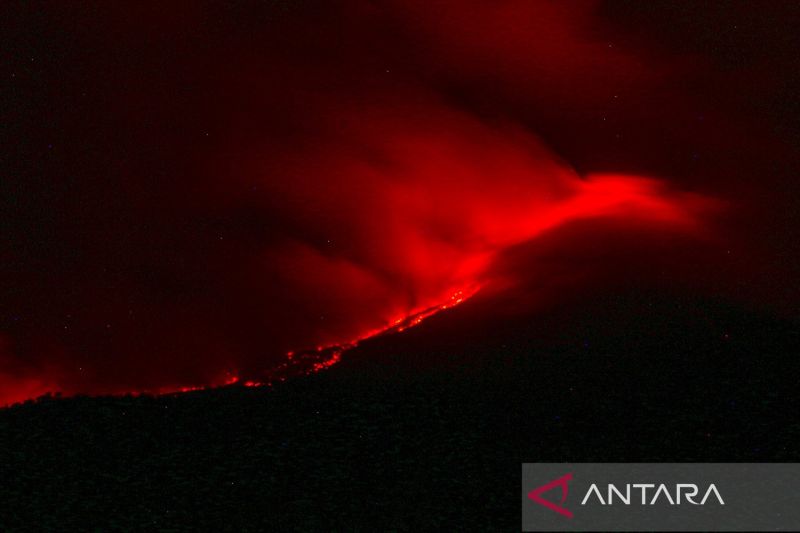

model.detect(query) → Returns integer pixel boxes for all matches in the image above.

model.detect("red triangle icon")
[527,472,574,518]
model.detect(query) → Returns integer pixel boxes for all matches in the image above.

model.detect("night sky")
[2,0,800,405]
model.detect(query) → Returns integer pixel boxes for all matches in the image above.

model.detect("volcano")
[2,0,800,530]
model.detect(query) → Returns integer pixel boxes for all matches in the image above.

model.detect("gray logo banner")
[522,463,800,531]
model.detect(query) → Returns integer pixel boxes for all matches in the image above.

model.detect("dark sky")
[2,0,799,404]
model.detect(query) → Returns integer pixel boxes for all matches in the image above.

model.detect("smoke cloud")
[3,1,797,404]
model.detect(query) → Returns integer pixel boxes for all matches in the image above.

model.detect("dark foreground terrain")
[1,292,799,531]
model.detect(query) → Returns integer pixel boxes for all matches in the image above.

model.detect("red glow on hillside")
[43,286,481,405]
[272,286,481,379]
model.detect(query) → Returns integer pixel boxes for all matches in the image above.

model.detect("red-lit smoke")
[10,0,795,406]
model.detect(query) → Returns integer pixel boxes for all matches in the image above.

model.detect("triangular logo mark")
[527,472,574,518]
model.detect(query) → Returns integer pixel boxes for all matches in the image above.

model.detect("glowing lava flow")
[122,286,481,401]
[0,287,477,407]
[273,286,479,378]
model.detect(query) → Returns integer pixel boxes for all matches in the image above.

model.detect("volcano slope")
[2,230,798,531]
